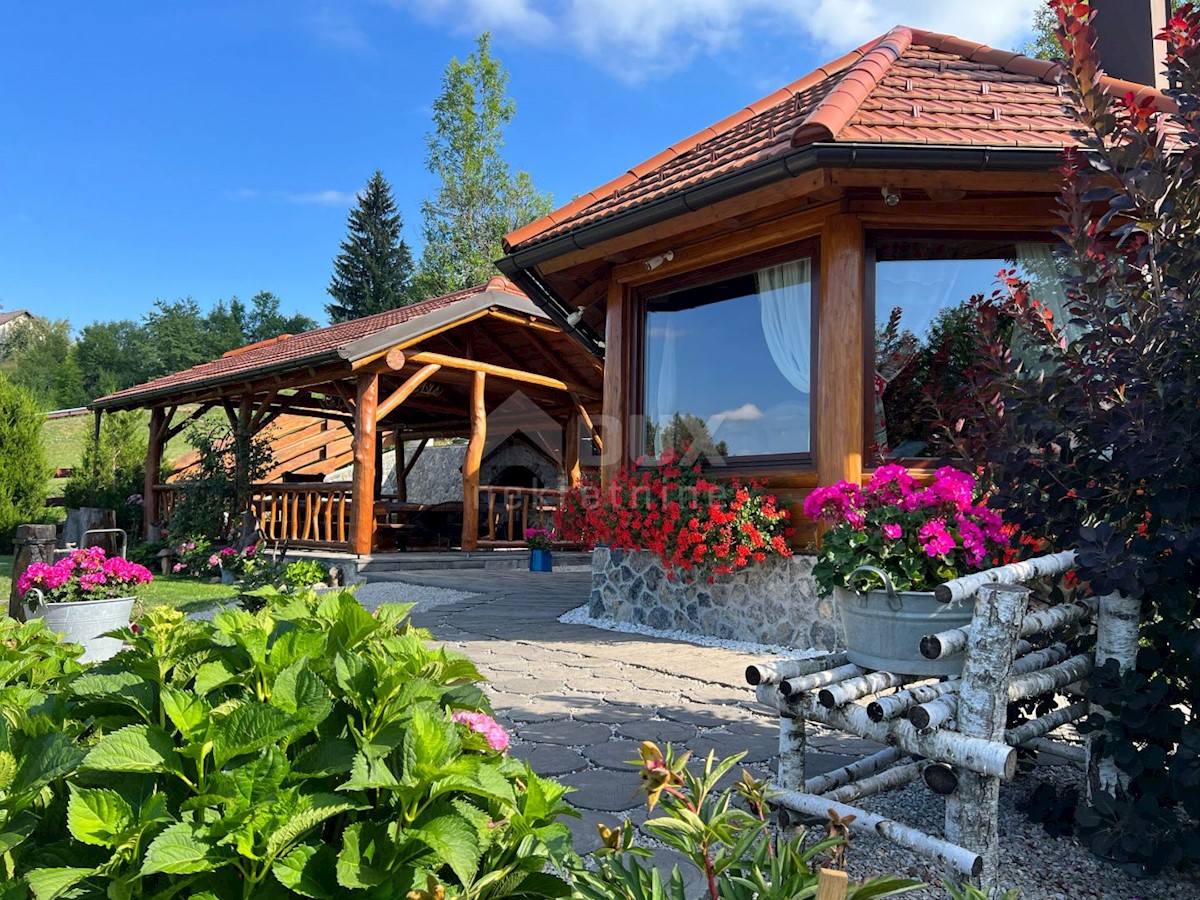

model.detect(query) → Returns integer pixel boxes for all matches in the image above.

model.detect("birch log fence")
[746,550,1141,890]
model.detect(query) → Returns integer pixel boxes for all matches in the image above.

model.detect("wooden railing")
[153,484,187,527]
[252,483,353,549]
[477,486,562,547]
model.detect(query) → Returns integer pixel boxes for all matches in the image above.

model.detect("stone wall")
[589,547,842,651]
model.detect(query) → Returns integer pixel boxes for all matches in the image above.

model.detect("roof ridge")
[790,26,913,146]
[502,35,879,252]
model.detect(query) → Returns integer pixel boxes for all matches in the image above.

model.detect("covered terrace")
[91,277,604,554]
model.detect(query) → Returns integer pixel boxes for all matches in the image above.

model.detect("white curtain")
[1016,242,1077,347]
[652,325,677,455]
[757,259,812,394]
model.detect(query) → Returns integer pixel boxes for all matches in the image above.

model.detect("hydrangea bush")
[17,546,153,604]
[804,465,1009,596]
[556,448,792,581]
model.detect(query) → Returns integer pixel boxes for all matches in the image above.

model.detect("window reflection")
[644,257,813,460]
[873,238,1063,459]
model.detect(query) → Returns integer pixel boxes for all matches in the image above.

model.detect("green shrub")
[168,422,273,543]
[573,741,922,900]
[0,373,49,552]
[1,591,577,898]
[63,410,148,537]
[284,559,327,590]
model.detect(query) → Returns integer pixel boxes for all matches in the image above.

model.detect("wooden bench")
[746,551,1141,889]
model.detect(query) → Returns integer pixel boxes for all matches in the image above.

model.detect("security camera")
[881,186,901,207]
[644,250,675,271]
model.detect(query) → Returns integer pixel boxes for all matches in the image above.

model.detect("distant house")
[0,309,33,348]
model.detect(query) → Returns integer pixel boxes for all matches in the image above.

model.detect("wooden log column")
[460,371,487,551]
[945,582,1031,890]
[601,280,632,487]
[351,372,379,555]
[9,524,57,621]
[564,410,581,489]
[144,407,166,541]
[395,433,407,503]
[816,213,865,491]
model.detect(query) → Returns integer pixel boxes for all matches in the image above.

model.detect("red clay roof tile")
[504,24,1176,255]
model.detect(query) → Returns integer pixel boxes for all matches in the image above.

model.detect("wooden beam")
[569,391,603,454]
[394,433,406,502]
[407,350,597,400]
[404,437,429,478]
[351,372,379,555]
[332,381,357,416]
[163,402,215,442]
[522,328,594,389]
[461,371,487,551]
[817,213,865,496]
[145,407,166,541]
[601,280,631,486]
[376,364,442,422]
[611,198,843,286]
[565,410,581,489]
[485,309,566,334]
[250,390,279,430]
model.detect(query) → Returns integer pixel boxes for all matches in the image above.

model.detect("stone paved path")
[381,568,874,880]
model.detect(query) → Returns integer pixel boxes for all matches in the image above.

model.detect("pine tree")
[415,33,552,297]
[326,171,415,322]
[0,372,48,551]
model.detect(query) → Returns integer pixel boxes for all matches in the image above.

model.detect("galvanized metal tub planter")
[836,566,974,677]
[30,594,135,663]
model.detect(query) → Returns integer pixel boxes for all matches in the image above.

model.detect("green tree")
[0,317,87,408]
[325,171,415,322]
[75,319,154,398]
[245,290,317,342]
[415,33,553,297]
[63,410,148,536]
[0,373,49,551]
[143,298,215,373]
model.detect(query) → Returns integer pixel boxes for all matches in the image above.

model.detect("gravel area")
[559,603,823,657]
[185,580,479,621]
[825,759,1200,900]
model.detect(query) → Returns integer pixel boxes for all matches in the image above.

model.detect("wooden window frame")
[863,229,1057,467]
[632,238,820,473]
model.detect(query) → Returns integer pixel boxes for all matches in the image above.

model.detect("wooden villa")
[91,277,603,554]
[495,9,1172,547]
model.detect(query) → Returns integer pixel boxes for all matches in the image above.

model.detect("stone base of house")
[588,548,842,651]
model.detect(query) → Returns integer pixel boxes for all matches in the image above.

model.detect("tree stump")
[60,508,118,554]
[9,524,58,620]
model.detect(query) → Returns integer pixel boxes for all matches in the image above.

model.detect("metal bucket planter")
[529,549,553,573]
[835,566,974,677]
[28,592,135,663]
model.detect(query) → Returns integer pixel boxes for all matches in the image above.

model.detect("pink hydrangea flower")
[451,710,510,753]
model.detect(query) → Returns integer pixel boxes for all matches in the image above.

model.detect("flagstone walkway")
[379,568,874,879]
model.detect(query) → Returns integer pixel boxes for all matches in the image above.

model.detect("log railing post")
[395,432,407,503]
[944,582,1030,890]
[461,371,486,551]
[1087,591,1142,801]
[145,407,166,541]
[351,373,379,555]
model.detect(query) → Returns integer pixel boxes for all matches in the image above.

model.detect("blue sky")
[0,1,1041,332]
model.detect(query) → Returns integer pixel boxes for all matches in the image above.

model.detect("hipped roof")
[503,25,1172,254]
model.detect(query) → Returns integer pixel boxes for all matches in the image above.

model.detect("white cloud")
[395,0,1043,83]
[712,402,764,423]
[281,190,358,206]
[303,1,374,52]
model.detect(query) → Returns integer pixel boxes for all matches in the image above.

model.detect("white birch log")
[1024,737,1087,766]
[818,670,917,709]
[935,550,1078,603]
[1007,653,1094,702]
[1087,592,1142,801]
[770,790,983,878]
[1005,702,1090,746]
[910,695,957,732]
[778,710,806,793]
[757,685,1018,780]
[824,760,926,803]
[779,663,864,696]
[945,582,1030,891]
[868,679,960,722]
[1011,642,1070,675]
[922,598,1096,661]
[803,747,906,796]
[746,652,849,686]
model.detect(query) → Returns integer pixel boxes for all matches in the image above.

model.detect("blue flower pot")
[529,549,553,572]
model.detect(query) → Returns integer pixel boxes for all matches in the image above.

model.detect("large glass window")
[644,256,813,461]
[872,237,1065,459]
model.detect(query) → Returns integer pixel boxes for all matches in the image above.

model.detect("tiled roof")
[93,277,533,408]
[504,25,1173,253]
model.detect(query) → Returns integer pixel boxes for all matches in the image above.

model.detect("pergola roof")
[93,278,562,411]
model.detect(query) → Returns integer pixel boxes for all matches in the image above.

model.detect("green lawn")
[1,554,238,619]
